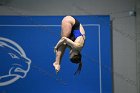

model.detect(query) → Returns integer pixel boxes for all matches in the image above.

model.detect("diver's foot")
[53,62,60,74]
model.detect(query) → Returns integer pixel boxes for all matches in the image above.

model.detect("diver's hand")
[54,37,67,53]
[54,37,66,53]
[54,47,57,53]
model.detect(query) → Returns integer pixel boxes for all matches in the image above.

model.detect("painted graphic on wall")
[0,37,31,86]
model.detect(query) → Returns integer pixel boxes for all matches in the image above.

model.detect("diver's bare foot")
[53,62,60,73]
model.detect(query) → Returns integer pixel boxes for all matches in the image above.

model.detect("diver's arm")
[62,37,79,48]
[55,37,80,52]
[54,38,65,52]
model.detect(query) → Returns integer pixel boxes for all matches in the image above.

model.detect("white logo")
[0,37,31,86]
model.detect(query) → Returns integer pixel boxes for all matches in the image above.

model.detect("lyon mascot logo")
[0,37,31,86]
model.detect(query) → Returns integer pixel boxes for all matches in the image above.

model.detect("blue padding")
[0,15,112,93]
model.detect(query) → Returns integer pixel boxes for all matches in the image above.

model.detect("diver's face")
[70,49,78,57]
[70,49,81,64]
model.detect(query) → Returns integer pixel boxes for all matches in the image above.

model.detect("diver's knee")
[62,16,72,22]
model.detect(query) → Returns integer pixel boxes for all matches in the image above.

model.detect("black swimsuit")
[70,18,83,41]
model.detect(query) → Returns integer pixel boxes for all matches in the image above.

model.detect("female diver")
[53,16,86,75]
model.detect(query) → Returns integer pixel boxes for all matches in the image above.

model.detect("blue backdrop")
[0,16,112,93]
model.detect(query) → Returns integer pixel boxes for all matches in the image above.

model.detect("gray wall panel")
[0,0,138,93]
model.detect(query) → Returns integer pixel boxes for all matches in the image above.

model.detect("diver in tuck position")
[53,16,86,75]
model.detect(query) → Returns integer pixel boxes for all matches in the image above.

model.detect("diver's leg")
[61,18,72,37]
[53,44,66,73]
[53,17,73,73]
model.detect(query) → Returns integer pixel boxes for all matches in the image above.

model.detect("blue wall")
[0,16,112,93]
